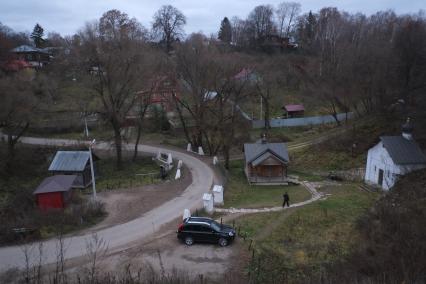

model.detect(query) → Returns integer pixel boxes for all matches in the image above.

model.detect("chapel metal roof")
[48,151,91,172]
[380,136,426,165]
[244,142,289,165]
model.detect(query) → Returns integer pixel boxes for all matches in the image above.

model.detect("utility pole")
[84,116,90,137]
[260,96,263,120]
[89,139,97,200]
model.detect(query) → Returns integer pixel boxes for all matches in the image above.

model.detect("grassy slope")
[234,184,378,282]
[223,160,311,208]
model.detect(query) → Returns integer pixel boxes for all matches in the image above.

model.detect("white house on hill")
[364,119,426,190]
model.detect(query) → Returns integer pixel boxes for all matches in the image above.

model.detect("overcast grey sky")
[1,0,424,36]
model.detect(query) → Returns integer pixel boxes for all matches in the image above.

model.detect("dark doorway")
[378,169,384,186]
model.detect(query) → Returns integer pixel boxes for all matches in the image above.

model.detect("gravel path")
[214,181,324,214]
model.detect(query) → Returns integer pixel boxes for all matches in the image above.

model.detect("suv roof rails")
[186,216,213,222]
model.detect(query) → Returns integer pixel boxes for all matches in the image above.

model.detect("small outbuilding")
[364,118,426,190]
[48,151,98,188]
[244,136,289,184]
[283,104,305,118]
[33,175,77,210]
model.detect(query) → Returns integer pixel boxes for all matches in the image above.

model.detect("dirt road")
[0,136,215,272]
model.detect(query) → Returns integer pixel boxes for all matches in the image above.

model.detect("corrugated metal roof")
[380,136,426,165]
[244,142,289,165]
[33,175,77,194]
[48,151,91,172]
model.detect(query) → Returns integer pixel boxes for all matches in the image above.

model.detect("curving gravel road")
[0,136,214,272]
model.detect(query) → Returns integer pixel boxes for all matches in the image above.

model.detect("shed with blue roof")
[48,151,99,188]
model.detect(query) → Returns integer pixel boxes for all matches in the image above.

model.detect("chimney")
[402,117,413,140]
[261,133,267,144]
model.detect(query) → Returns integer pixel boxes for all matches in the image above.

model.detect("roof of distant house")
[33,175,77,195]
[11,45,49,54]
[284,104,305,112]
[380,136,426,165]
[48,151,97,172]
[234,68,254,80]
[244,141,289,165]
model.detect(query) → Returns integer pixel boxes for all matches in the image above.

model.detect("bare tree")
[393,15,426,106]
[247,5,274,45]
[77,9,150,169]
[0,73,38,173]
[276,2,302,37]
[84,233,108,283]
[152,5,186,52]
[231,16,250,47]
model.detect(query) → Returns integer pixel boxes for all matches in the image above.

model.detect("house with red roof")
[282,104,305,118]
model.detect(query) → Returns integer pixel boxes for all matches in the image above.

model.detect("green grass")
[95,157,161,191]
[234,184,379,282]
[223,160,311,209]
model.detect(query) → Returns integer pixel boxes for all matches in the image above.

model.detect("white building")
[365,119,426,190]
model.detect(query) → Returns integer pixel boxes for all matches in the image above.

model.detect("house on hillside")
[136,76,179,113]
[10,45,51,68]
[244,135,289,184]
[33,175,77,210]
[283,104,305,118]
[364,118,426,190]
[48,151,98,188]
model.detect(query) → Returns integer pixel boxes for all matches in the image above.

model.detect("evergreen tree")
[306,11,316,44]
[218,17,232,44]
[30,23,45,48]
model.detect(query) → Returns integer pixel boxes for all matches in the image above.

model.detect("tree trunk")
[173,94,191,143]
[223,145,230,170]
[263,96,271,130]
[133,123,142,161]
[112,125,123,169]
[4,122,29,173]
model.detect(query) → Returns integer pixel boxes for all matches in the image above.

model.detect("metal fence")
[252,112,354,128]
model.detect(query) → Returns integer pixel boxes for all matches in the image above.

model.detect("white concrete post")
[177,160,183,169]
[156,151,161,160]
[213,156,218,165]
[88,140,97,201]
[198,146,205,156]
[175,168,181,180]
[187,143,192,152]
[167,153,173,164]
[202,193,214,214]
[183,209,191,220]
[212,185,224,205]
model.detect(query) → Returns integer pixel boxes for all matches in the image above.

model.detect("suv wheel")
[218,238,228,247]
[184,236,194,246]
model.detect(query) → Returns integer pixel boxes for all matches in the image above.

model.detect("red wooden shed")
[33,175,77,210]
[283,104,305,118]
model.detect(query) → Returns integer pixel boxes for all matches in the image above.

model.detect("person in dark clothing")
[283,192,290,207]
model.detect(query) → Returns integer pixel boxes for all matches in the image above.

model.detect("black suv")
[177,217,236,247]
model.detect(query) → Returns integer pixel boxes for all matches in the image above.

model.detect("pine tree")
[218,17,232,44]
[31,23,45,48]
[306,11,316,44]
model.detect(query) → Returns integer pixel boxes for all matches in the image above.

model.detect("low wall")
[252,112,353,128]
